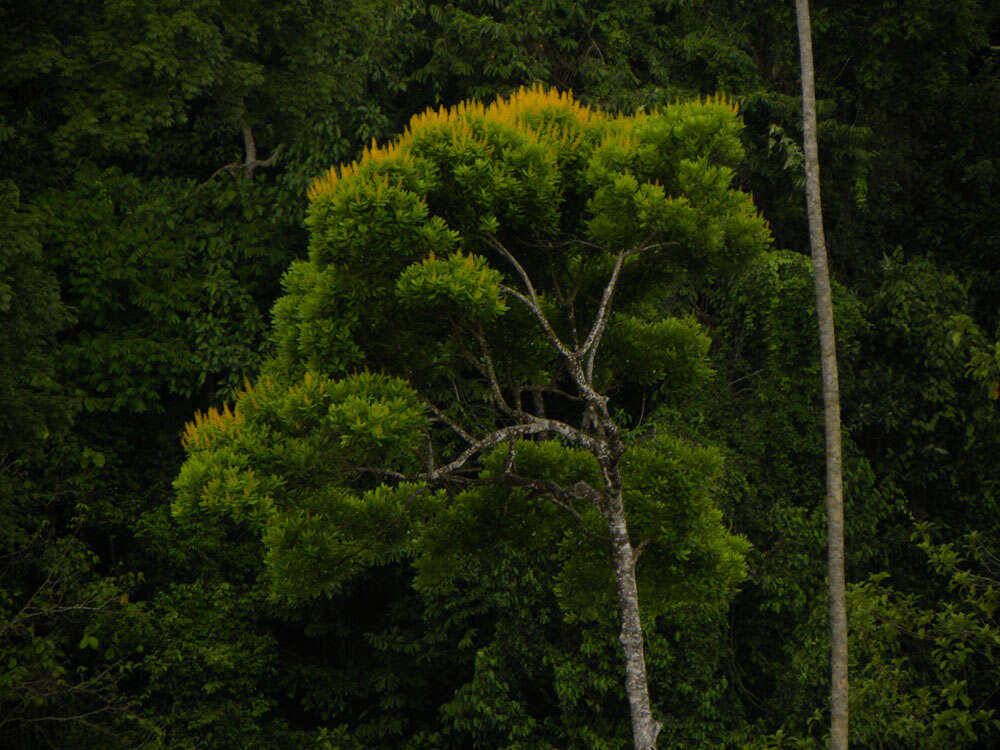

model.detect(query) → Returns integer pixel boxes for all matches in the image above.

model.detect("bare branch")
[580,250,626,382]
[547,248,581,348]
[481,234,575,359]
[0,569,54,638]
[498,282,575,361]
[577,242,677,383]
[486,235,625,432]
[569,479,608,511]
[501,281,614,443]
[242,115,257,165]
[482,234,629,429]
[424,399,476,444]
[249,142,285,174]
[23,705,122,724]
[624,240,679,259]
[430,422,572,479]
[531,388,546,419]
[520,384,583,401]
[357,414,604,487]
[522,237,606,253]
[474,326,515,417]
[209,109,285,180]
[504,437,517,473]
[239,114,285,176]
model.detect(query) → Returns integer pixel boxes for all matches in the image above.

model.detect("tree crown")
[175,85,767,619]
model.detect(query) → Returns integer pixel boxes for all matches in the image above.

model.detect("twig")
[424,399,476,444]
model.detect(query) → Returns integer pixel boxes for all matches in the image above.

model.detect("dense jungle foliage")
[1,1,998,747]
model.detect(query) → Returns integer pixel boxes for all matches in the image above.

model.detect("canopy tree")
[174,86,770,748]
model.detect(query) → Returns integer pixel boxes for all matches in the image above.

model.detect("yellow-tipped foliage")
[181,401,244,450]
[306,84,599,204]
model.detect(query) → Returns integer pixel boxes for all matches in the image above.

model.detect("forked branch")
[211,105,285,180]
[481,234,575,359]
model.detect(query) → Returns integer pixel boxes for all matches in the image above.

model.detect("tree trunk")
[606,489,662,749]
[794,1,849,748]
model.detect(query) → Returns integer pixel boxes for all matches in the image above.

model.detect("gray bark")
[606,490,662,749]
[210,101,284,180]
[794,1,849,747]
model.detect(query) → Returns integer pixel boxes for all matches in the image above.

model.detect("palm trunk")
[794,1,849,747]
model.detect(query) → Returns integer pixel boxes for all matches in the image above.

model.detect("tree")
[0,0,390,181]
[795,1,848,747]
[0,182,150,748]
[173,86,769,747]
[0,1,397,740]
[0,181,73,445]
[391,0,690,110]
[848,523,1000,748]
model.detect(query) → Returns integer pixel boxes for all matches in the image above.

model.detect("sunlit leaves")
[396,252,508,322]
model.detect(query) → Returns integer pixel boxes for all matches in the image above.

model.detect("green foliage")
[0,0,389,180]
[174,372,433,600]
[769,523,1000,750]
[0,179,149,747]
[857,254,1000,534]
[696,247,896,738]
[397,252,509,322]
[275,88,767,383]
[1,2,397,743]
[603,314,712,390]
[129,580,318,749]
[621,432,749,615]
[0,529,147,747]
[395,0,687,109]
[0,181,72,448]
[37,165,289,411]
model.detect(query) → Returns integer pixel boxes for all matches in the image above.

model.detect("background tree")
[0,0,397,744]
[795,0,848,746]
[0,182,149,745]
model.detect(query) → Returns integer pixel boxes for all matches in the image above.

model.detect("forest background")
[1,0,999,747]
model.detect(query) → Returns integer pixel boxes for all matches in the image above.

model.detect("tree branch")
[242,115,257,164]
[500,473,610,541]
[209,110,285,180]
[520,384,583,401]
[356,414,605,487]
[474,325,516,417]
[488,246,621,453]
[481,234,575,359]
[577,241,678,382]
[580,249,626,382]
[423,399,476,444]
[504,437,517,473]
[429,420,604,479]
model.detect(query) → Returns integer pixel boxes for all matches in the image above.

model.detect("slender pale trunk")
[794,1,849,747]
[604,467,662,749]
